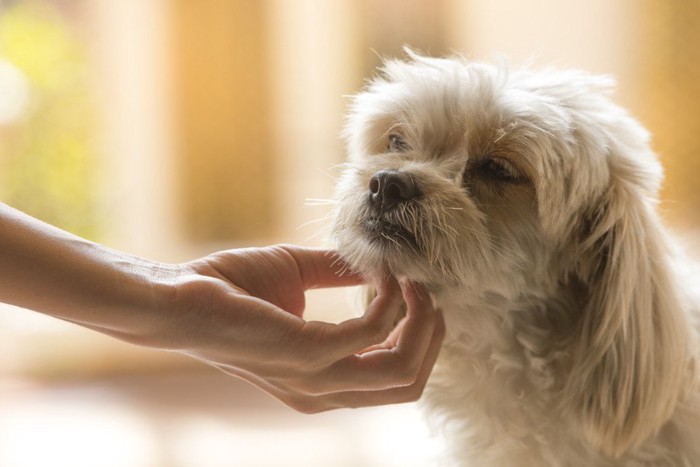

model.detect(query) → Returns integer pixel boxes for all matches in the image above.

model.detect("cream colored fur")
[331,51,700,466]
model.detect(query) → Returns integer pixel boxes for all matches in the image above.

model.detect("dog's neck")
[433,276,586,383]
[425,279,591,462]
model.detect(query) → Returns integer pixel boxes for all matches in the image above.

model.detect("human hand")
[157,245,445,412]
[0,204,443,411]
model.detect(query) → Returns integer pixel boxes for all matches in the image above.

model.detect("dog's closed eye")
[470,157,528,185]
[387,133,411,152]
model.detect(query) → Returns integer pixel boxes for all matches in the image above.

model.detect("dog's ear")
[568,155,690,457]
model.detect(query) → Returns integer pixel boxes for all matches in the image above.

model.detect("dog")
[330,51,700,466]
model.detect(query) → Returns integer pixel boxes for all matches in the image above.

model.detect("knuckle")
[398,379,427,403]
[397,374,417,387]
[404,384,425,402]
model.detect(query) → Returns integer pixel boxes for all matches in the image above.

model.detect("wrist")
[87,250,182,347]
[0,202,185,347]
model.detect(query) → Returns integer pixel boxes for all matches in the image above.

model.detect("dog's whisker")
[325,162,355,173]
[304,198,338,206]
[313,167,341,182]
[296,215,333,231]
[330,256,355,279]
[380,232,403,249]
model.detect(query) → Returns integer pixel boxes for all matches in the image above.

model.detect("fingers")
[322,282,439,392]
[242,306,446,413]
[322,307,445,410]
[216,280,445,413]
[300,276,404,364]
[297,282,442,394]
[280,245,364,290]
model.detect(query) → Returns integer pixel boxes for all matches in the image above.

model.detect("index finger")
[302,281,438,393]
[300,276,403,363]
[280,245,365,290]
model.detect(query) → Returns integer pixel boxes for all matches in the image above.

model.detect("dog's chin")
[363,218,418,249]
[335,219,436,283]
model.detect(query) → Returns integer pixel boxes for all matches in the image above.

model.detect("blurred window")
[0,1,99,240]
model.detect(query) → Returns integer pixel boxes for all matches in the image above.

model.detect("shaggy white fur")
[331,51,700,466]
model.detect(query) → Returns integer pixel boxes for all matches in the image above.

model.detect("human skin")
[0,202,444,412]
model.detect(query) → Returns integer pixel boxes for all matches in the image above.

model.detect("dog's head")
[332,51,691,457]
[332,52,633,295]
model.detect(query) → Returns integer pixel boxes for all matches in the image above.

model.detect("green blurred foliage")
[0,1,99,240]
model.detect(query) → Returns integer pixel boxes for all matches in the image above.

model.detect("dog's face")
[332,53,658,298]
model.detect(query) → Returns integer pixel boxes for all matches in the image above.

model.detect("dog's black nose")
[369,170,417,211]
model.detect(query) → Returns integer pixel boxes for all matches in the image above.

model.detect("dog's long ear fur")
[569,149,690,457]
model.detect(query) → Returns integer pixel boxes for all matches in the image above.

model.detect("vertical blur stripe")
[170,0,273,242]
[637,1,700,229]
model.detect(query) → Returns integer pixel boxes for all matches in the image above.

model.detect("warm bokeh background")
[1,1,699,466]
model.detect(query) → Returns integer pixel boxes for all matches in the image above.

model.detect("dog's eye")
[387,134,411,152]
[478,157,526,183]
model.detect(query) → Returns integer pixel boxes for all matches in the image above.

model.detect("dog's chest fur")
[424,290,700,467]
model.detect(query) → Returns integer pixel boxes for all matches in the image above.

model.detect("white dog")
[331,51,700,466]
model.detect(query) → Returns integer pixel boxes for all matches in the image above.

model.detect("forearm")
[0,203,177,343]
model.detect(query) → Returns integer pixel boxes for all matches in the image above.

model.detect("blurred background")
[0,1,698,466]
